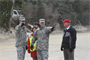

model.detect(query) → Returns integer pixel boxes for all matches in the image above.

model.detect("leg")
[41,51,48,60]
[16,46,24,60]
[23,46,26,60]
[68,50,74,60]
[37,50,43,60]
[63,49,69,60]
[32,57,38,60]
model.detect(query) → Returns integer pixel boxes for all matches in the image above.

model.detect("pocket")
[65,32,70,37]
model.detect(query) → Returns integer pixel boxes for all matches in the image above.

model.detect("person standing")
[31,19,55,60]
[34,22,40,29]
[15,17,27,60]
[27,27,38,60]
[61,19,77,60]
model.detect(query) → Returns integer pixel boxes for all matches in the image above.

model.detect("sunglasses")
[22,21,25,22]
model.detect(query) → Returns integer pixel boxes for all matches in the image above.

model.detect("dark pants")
[63,49,74,60]
[32,57,38,60]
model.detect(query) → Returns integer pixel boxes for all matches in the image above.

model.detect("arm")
[71,29,77,49]
[61,41,64,51]
[46,27,54,34]
[15,24,22,33]
[61,30,65,51]
[27,38,31,53]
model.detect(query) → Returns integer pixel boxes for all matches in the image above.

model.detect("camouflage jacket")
[15,24,27,47]
[31,25,53,51]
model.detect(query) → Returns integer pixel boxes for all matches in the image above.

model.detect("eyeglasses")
[22,21,25,22]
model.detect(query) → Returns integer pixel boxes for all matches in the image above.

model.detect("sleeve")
[71,29,77,49]
[27,38,31,53]
[46,27,53,34]
[61,30,65,47]
[61,41,63,48]
[31,31,37,45]
[15,24,22,33]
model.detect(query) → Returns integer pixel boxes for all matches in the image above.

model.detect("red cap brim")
[62,19,71,23]
[62,21,65,23]
[62,21,70,23]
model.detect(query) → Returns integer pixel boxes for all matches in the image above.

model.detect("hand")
[51,27,54,31]
[51,24,56,31]
[69,48,73,52]
[61,47,63,51]
[21,23,25,27]
[31,45,33,50]
[26,46,27,50]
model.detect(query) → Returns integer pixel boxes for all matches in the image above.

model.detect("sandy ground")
[0,32,90,60]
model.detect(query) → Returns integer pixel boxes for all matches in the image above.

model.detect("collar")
[66,25,70,30]
[40,25,45,29]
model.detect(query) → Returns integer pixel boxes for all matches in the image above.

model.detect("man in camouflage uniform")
[31,19,55,60]
[15,17,27,60]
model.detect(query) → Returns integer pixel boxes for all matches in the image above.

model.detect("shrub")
[0,0,13,30]
[80,12,89,25]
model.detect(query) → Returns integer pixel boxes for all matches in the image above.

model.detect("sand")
[0,32,90,60]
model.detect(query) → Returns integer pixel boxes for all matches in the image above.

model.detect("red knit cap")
[62,19,71,23]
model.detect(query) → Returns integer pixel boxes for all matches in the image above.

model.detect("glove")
[61,47,63,51]
[26,46,27,50]
[69,48,73,52]
[31,45,33,50]
[51,27,54,31]
[21,23,25,27]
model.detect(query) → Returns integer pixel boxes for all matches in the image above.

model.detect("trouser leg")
[37,50,43,60]
[23,46,26,60]
[41,51,48,60]
[63,49,69,60]
[63,49,74,60]
[68,49,74,60]
[17,46,24,60]
[32,57,38,60]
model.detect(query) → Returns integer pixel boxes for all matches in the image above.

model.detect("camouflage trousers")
[16,46,26,60]
[37,50,48,60]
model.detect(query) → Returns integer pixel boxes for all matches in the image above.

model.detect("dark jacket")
[61,26,77,49]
